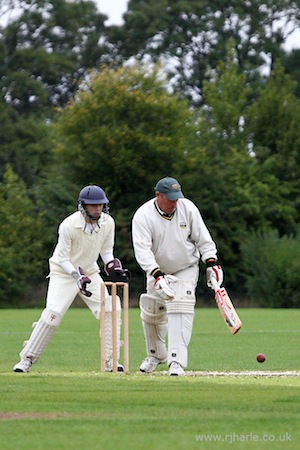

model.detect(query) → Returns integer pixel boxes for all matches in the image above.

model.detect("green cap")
[154,177,184,200]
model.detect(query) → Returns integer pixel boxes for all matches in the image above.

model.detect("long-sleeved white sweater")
[132,198,218,276]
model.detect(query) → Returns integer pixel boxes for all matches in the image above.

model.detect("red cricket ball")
[256,353,266,363]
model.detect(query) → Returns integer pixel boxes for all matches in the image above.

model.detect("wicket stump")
[100,282,129,373]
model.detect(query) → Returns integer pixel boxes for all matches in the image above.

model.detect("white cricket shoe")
[140,356,166,373]
[105,359,124,372]
[13,358,32,373]
[168,361,185,376]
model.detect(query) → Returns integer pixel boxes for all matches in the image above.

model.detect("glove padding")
[105,258,131,282]
[72,267,92,297]
[154,274,177,301]
[206,263,223,289]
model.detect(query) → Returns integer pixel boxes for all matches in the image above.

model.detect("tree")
[52,64,195,294]
[54,65,194,212]
[0,0,109,115]
[108,0,300,105]
[181,51,299,286]
[281,48,300,99]
[179,52,257,285]
[0,99,55,187]
[241,230,300,307]
[247,60,300,232]
[0,165,47,304]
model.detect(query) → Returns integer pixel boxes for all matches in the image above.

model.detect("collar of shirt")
[75,211,99,233]
[154,199,176,221]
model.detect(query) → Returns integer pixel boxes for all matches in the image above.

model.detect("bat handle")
[210,277,220,292]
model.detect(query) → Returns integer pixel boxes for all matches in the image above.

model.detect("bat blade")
[210,278,242,334]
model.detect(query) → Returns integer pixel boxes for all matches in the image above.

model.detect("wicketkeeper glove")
[72,267,92,297]
[105,258,131,282]
[152,268,177,301]
[206,259,223,289]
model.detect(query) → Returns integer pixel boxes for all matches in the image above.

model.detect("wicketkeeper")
[13,185,130,373]
[132,176,223,376]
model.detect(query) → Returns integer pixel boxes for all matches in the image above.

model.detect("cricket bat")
[210,278,242,334]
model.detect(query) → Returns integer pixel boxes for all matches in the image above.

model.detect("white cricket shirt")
[49,211,115,275]
[132,198,218,276]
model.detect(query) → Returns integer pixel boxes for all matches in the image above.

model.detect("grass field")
[0,306,299,450]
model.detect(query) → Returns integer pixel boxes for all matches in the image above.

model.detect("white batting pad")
[167,312,194,368]
[166,298,195,314]
[139,294,168,361]
[140,294,166,324]
[166,279,196,313]
[20,308,62,363]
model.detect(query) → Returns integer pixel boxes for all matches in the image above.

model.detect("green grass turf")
[0,307,299,450]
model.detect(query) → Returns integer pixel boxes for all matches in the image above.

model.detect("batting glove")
[154,275,175,300]
[151,268,177,301]
[206,259,223,289]
[72,267,92,297]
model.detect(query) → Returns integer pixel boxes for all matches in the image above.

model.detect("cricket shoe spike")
[168,361,185,376]
[13,357,32,373]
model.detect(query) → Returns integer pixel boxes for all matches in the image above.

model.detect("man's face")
[85,204,104,222]
[156,192,178,214]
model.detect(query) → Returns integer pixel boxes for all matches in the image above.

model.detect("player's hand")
[154,274,175,301]
[105,258,131,282]
[206,261,223,289]
[74,267,92,297]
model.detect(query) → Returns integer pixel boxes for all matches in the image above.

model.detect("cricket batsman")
[13,185,130,373]
[132,176,223,375]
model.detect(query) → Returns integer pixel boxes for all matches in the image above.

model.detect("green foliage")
[249,61,300,167]
[181,55,300,287]
[113,0,300,105]
[0,110,55,187]
[54,65,193,211]
[241,230,300,307]
[0,3,300,305]
[52,65,195,296]
[182,55,262,282]
[0,0,108,114]
[282,48,300,99]
[0,166,47,303]
[200,49,252,150]
[247,61,300,231]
